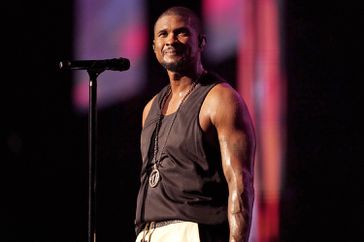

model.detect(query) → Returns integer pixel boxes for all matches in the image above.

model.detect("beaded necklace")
[148,79,200,188]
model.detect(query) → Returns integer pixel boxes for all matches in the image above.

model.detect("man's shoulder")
[144,95,157,109]
[209,81,238,98]
[203,81,245,115]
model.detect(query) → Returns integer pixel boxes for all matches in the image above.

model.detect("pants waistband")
[144,220,184,230]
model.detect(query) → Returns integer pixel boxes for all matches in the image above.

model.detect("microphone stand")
[59,59,130,242]
[86,69,103,242]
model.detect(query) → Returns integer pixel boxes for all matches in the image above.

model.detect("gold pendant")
[149,166,160,188]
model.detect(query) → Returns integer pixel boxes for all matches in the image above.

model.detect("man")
[134,6,255,242]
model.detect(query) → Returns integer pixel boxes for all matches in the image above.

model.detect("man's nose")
[165,33,177,45]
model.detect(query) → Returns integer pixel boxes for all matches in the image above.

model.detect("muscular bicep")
[219,130,250,184]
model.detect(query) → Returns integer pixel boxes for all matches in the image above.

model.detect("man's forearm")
[228,203,250,242]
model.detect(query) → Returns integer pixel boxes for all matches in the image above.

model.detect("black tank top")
[135,72,228,233]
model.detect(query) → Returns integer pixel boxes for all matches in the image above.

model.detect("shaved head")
[154,6,203,34]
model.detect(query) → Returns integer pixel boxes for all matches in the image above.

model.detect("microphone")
[59,57,130,72]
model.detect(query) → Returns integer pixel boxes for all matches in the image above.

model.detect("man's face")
[153,14,201,72]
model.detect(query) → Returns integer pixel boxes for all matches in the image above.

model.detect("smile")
[163,48,180,56]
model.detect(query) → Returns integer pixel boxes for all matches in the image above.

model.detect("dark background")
[3,1,358,242]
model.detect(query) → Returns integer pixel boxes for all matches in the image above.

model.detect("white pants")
[135,221,200,242]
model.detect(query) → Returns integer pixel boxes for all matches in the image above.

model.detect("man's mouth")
[163,48,180,56]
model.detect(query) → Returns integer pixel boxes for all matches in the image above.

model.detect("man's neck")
[167,68,205,94]
[167,64,205,87]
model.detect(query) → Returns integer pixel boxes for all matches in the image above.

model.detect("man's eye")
[159,32,167,37]
[178,31,189,36]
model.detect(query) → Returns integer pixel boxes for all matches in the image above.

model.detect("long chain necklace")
[149,80,199,188]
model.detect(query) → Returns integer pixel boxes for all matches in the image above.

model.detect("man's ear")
[152,40,155,52]
[198,34,206,49]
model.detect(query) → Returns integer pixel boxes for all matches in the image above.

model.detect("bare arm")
[208,83,255,242]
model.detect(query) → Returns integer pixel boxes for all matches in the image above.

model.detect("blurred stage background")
[3,0,357,242]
